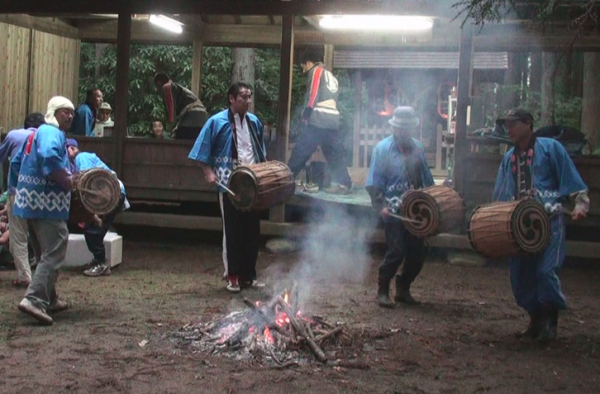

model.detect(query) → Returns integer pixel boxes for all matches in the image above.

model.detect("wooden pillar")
[270,14,294,223]
[453,24,473,197]
[191,39,203,98]
[113,12,131,176]
[323,44,334,70]
[581,52,600,151]
[352,70,362,168]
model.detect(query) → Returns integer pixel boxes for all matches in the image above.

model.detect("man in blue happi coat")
[366,106,434,308]
[66,139,128,277]
[11,96,76,325]
[69,88,103,136]
[493,108,589,342]
[189,82,267,293]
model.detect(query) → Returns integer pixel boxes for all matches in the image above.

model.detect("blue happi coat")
[9,124,71,220]
[188,109,266,193]
[492,137,588,312]
[365,136,434,222]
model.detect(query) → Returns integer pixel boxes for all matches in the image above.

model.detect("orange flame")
[263,327,274,343]
[378,83,395,116]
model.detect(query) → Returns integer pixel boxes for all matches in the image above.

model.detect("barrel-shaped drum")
[70,168,121,223]
[227,161,295,211]
[400,185,466,238]
[467,199,551,259]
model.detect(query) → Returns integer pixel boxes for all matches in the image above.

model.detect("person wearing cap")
[0,112,45,288]
[493,108,589,342]
[10,96,75,325]
[69,88,103,136]
[66,138,128,277]
[287,48,353,195]
[154,72,209,140]
[92,102,114,137]
[365,106,434,308]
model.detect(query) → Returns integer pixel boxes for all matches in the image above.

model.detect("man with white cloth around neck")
[10,96,75,325]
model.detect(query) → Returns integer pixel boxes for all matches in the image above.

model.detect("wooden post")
[352,70,362,168]
[191,39,203,98]
[113,12,131,176]
[452,23,473,197]
[581,52,600,151]
[323,44,334,70]
[270,14,294,223]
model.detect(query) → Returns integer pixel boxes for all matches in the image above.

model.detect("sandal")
[12,279,30,288]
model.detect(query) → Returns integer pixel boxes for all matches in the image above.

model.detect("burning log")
[242,298,290,338]
[276,296,327,363]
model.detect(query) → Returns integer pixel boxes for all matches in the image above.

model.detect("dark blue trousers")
[84,194,125,263]
[509,215,567,313]
[288,125,352,188]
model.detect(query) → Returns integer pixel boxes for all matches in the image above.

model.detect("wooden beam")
[113,13,131,177]
[270,14,294,224]
[79,19,195,44]
[4,1,448,17]
[452,24,473,197]
[0,14,78,39]
[191,39,203,98]
[323,44,334,70]
[352,70,362,168]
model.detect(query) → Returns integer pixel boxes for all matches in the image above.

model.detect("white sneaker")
[226,276,240,293]
[250,280,266,288]
[18,298,53,325]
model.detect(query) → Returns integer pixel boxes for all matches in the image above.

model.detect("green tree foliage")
[79,44,316,137]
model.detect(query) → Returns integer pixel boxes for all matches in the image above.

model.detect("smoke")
[265,202,378,307]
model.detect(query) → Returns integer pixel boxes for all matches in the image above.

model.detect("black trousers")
[288,125,352,188]
[219,193,261,280]
[379,221,427,286]
[84,194,125,263]
[174,126,200,140]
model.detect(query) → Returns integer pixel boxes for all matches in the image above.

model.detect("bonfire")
[176,284,353,368]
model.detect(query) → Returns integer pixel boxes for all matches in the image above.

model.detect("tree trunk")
[502,52,522,110]
[541,52,559,126]
[231,48,255,112]
[95,43,109,79]
[581,52,600,151]
[529,52,542,96]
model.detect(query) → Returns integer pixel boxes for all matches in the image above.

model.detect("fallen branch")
[277,296,327,363]
[316,327,343,344]
[330,360,370,370]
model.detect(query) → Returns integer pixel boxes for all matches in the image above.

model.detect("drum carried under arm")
[70,168,121,225]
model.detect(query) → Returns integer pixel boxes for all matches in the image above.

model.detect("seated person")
[92,102,114,137]
[146,120,172,140]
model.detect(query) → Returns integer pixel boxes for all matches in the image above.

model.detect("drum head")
[77,169,120,215]
[227,168,258,211]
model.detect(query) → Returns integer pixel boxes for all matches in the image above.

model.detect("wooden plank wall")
[0,22,80,133]
[28,30,80,114]
[0,23,31,134]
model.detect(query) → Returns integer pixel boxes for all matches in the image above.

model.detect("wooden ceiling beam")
[3,0,449,17]
[0,13,79,38]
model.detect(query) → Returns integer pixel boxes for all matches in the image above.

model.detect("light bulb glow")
[319,15,433,31]
[149,14,183,34]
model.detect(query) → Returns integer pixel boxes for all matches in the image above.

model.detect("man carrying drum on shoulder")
[492,108,589,342]
[188,82,267,293]
[365,106,434,308]
[66,139,128,277]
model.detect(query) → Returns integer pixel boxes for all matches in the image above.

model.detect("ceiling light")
[149,14,183,34]
[319,15,433,31]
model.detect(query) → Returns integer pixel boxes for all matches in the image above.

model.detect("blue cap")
[66,138,78,148]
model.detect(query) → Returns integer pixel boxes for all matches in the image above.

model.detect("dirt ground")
[0,230,599,394]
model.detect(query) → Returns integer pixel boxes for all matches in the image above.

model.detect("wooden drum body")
[467,199,551,259]
[401,185,466,238]
[227,161,295,211]
[70,168,121,223]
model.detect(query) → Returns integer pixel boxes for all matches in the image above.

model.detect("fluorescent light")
[319,15,433,31]
[149,14,183,34]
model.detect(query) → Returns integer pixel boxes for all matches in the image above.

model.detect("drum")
[227,161,295,211]
[467,199,551,259]
[400,185,466,238]
[70,168,121,223]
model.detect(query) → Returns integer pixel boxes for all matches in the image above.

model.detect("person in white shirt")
[92,102,114,137]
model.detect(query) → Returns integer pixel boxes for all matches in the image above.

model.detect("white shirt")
[234,113,255,165]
